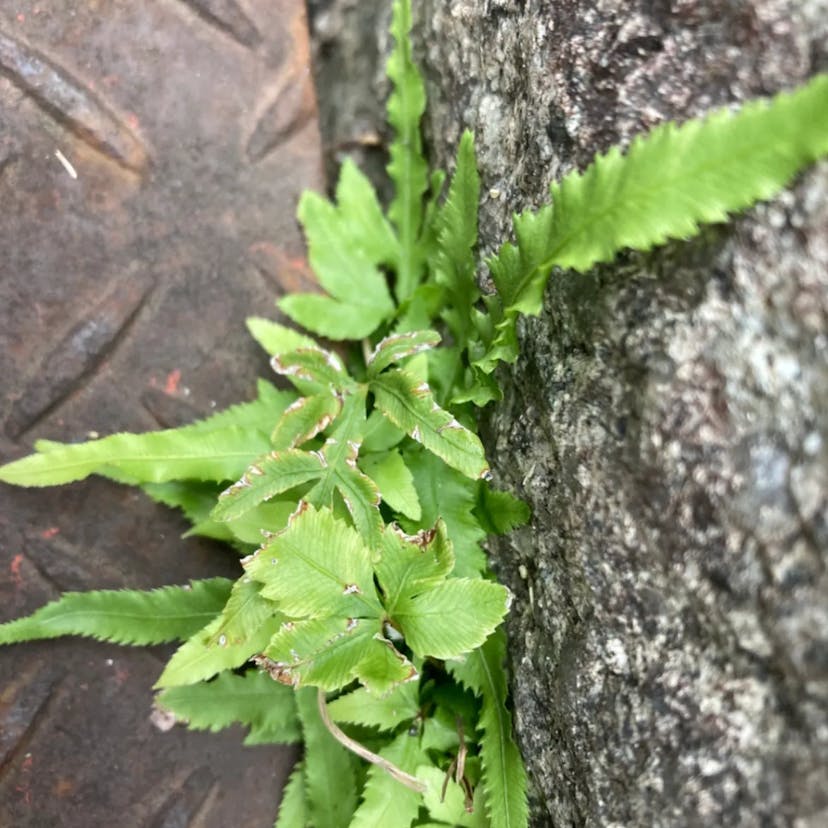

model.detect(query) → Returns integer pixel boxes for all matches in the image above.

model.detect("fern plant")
[1,0,827,825]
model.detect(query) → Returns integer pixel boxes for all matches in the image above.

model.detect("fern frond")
[371,369,489,480]
[155,613,283,688]
[1,379,291,488]
[348,732,425,828]
[156,670,301,742]
[387,0,429,301]
[548,73,828,273]
[274,761,309,828]
[279,161,396,340]
[448,630,528,828]
[481,73,828,370]
[246,317,318,357]
[0,579,232,646]
[0,425,272,487]
[446,628,528,828]
[435,129,481,341]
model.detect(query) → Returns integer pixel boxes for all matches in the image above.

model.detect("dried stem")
[316,688,427,793]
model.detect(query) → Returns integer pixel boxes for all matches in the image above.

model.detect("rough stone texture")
[308,2,828,825]
[306,0,391,192]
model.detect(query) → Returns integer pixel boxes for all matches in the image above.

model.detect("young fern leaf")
[480,72,828,371]
[279,161,396,340]
[156,670,301,742]
[387,0,429,302]
[0,578,232,646]
[448,629,528,828]
[548,73,828,273]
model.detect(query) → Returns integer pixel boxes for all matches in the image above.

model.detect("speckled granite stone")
[308,2,828,824]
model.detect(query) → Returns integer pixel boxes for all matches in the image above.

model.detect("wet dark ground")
[0,2,323,824]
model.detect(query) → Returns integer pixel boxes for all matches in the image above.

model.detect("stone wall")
[308,2,828,824]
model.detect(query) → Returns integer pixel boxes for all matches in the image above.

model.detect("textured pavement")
[0,2,322,824]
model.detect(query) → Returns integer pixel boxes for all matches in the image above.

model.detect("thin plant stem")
[316,688,426,793]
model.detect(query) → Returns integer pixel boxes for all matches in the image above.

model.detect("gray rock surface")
[308,2,828,824]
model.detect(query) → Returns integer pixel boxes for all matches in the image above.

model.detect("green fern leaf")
[401,448,487,578]
[206,578,280,647]
[363,410,406,453]
[392,580,509,660]
[271,392,343,449]
[360,449,421,520]
[278,294,383,341]
[386,0,429,301]
[435,129,481,342]
[0,578,232,646]
[0,424,273,487]
[448,630,528,828]
[246,721,302,747]
[263,617,414,694]
[246,316,318,357]
[211,450,326,522]
[474,486,531,535]
[155,613,283,688]
[142,481,292,547]
[348,731,426,828]
[274,762,309,828]
[371,369,489,480]
[548,73,828,274]
[270,347,353,395]
[367,330,441,377]
[310,438,384,548]
[482,73,828,370]
[243,503,381,619]
[375,521,454,612]
[374,521,508,660]
[188,500,296,546]
[279,162,396,340]
[296,687,359,828]
[334,157,400,264]
[156,669,300,742]
[327,684,419,731]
